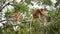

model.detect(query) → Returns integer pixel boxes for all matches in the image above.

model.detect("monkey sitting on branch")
[32,8,44,19]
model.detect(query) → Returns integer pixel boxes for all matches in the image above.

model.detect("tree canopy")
[0,0,60,34]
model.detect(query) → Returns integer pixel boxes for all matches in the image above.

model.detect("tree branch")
[0,19,32,23]
[0,1,16,12]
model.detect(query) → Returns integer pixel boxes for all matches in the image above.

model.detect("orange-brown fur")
[13,11,19,20]
[33,8,43,18]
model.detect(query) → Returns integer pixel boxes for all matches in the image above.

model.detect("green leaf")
[25,0,31,4]
[43,0,52,5]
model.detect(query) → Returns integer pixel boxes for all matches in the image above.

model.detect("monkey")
[13,11,19,20]
[32,8,44,18]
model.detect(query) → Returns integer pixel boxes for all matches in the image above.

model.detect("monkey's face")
[39,8,44,12]
[36,8,44,13]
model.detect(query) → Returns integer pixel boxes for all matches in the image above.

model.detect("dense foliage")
[0,0,60,34]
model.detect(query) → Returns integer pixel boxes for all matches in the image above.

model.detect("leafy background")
[0,0,60,34]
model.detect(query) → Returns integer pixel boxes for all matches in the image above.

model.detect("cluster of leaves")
[5,7,14,19]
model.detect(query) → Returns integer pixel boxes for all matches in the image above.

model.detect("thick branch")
[0,3,9,11]
[0,19,32,23]
[0,20,19,22]
[0,1,15,12]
